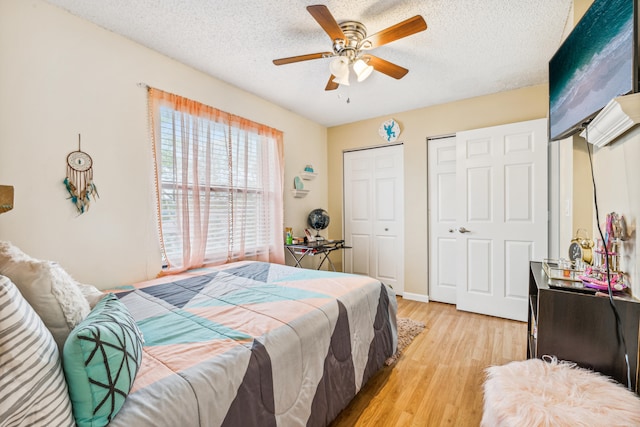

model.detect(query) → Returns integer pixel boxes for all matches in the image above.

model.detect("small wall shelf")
[291,189,309,198]
[300,171,318,181]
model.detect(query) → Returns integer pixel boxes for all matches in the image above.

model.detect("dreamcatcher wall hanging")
[63,134,99,214]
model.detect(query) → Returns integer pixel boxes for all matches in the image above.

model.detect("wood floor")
[331,297,527,427]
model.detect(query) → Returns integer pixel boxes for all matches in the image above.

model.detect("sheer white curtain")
[148,88,284,274]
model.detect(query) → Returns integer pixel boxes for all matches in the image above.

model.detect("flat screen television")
[549,0,639,141]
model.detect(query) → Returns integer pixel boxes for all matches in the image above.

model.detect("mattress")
[109,261,397,426]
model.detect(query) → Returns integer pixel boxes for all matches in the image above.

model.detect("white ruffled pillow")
[0,241,91,352]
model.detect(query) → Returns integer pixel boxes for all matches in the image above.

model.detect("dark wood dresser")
[528,261,640,393]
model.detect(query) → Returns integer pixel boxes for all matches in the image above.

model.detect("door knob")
[458,227,471,233]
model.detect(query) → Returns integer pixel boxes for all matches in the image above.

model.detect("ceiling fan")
[273,5,427,91]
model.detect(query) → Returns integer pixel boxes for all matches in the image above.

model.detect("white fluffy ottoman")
[481,358,640,427]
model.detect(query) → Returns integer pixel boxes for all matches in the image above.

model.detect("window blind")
[148,88,284,272]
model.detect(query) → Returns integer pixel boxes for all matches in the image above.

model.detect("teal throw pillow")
[63,293,143,427]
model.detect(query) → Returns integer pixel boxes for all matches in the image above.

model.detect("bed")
[105,260,397,426]
[0,242,397,427]
[104,262,397,426]
[0,240,396,427]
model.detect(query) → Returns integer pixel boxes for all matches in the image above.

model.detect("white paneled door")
[344,145,404,295]
[455,119,548,321]
[427,136,458,304]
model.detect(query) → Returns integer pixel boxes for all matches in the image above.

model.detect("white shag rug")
[481,357,640,427]
[385,317,425,366]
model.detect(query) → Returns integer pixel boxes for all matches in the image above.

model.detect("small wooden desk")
[284,240,350,271]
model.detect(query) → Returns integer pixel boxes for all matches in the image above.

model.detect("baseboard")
[402,292,429,303]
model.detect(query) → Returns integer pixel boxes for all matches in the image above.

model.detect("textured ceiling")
[44,0,573,127]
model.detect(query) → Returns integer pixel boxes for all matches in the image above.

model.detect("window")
[148,88,284,273]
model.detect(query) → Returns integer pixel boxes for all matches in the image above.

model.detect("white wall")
[591,127,640,297]
[0,0,327,288]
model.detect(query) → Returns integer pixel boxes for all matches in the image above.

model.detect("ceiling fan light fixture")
[273,6,427,91]
[353,59,374,82]
[330,56,349,75]
[330,56,350,85]
[332,72,350,86]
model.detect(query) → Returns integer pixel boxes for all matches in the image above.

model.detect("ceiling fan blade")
[307,5,346,41]
[325,75,339,91]
[273,52,332,65]
[360,15,427,50]
[365,55,409,79]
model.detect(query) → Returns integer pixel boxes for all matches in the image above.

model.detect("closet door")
[427,136,458,304]
[455,118,548,321]
[343,144,404,295]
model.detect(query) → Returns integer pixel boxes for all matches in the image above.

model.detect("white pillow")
[0,275,75,426]
[75,281,105,308]
[0,241,90,352]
